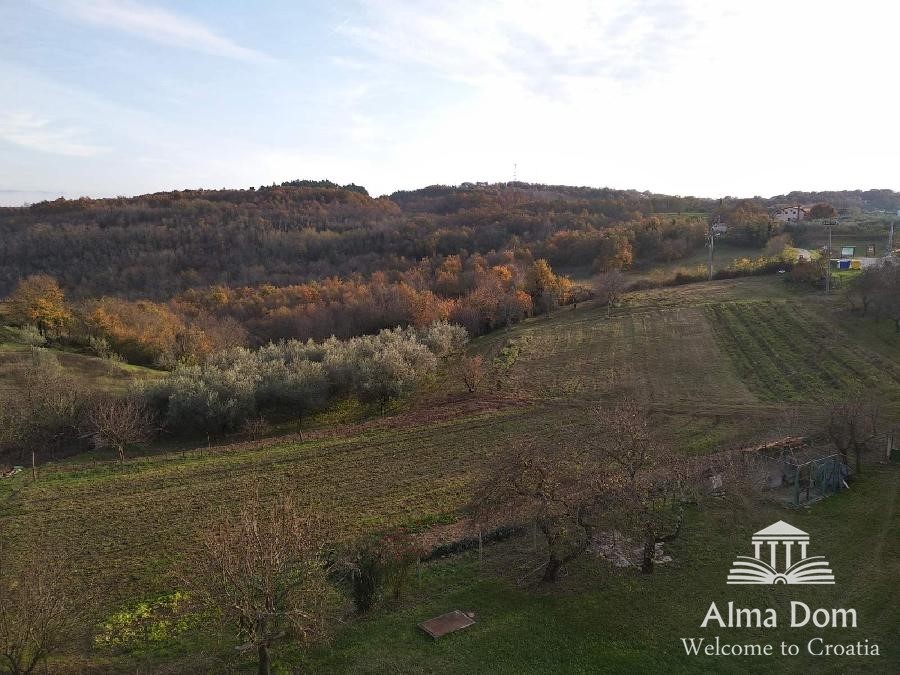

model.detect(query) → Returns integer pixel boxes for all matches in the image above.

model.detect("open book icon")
[727,556,835,584]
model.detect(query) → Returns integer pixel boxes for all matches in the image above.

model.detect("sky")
[1,0,898,205]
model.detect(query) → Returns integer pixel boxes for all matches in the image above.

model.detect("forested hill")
[767,189,900,212]
[0,180,897,299]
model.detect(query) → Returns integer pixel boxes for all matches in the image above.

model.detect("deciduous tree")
[5,275,73,337]
[593,270,628,317]
[185,493,336,675]
[88,395,155,463]
[808,203,837,220]
[825,395,880,474]
[590,403,694,574]
[0,545,83,675]
[473,440,612,583]
[454,354,485,393]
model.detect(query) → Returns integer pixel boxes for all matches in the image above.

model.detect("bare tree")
[593,270,628,317]
[0,546,82,674]
[6,350,87,478]
[845,267,880,316]
[454,354,485,394]
[184,493,335,675]
[473,441,611,583]
[569,284,593,310]
[825,396,880,474]
[88,395,155,463]
[590,403,698,574]
[242,415,273,441]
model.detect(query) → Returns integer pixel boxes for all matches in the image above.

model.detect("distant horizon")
[4,179,900,209]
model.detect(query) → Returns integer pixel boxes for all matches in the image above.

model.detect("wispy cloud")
[45,0,273,64]
[338,0,709,98]
[0,112,106,156]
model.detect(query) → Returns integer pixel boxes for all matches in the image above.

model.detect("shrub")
[13,325,47,347]
[343,539,385,615]
[378,532,425,602]
[94,592,199,653]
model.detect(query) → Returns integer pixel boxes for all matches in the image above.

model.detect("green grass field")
[0,275,898,672]
[705,300,900,402]
[0,327,163,395]
[304,466,899,674]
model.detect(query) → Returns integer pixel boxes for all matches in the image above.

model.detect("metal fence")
[755,447,850,507]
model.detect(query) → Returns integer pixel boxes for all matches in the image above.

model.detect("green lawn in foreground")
[300,466,900,673]
[302,466,899,674]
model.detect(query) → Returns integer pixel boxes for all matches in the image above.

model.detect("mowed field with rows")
[706,301,900,401]
[2,405,563,604]
[0,275,898,672]
[498,304,756,404]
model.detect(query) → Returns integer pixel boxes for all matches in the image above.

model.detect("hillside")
[1,275,897,672]
[2,182,897,300]
[0,326,162,396]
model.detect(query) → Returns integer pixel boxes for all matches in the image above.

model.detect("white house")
[774,206,809,223]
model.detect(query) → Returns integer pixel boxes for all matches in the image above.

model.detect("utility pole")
[707,216,720,281]
[889,211,897,254]
[825,219,833,294]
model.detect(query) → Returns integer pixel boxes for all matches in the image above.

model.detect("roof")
[753,520,809,539]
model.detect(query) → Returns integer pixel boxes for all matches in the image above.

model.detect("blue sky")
[1,1,898,205]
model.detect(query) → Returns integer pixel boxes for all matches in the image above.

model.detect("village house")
[773,206,809,222]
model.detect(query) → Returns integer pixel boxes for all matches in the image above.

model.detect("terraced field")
[706,300,900,401]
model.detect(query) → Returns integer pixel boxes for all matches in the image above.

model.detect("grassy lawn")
[302,466,899,674]
[556,243,767,285]
[0,405,569,604]
[492,303,756,405]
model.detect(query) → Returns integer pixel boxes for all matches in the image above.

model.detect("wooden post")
[793,467,800,507]
[478,527,483,570]
[32,449,36,480]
